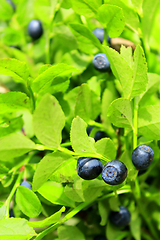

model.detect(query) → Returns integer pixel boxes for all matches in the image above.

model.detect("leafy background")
[0,0,160,240]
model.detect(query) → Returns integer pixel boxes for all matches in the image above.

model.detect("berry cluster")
[77,144,154,228]
[77,157,127,185]
[77,144,154,183]
[92,28,110,72]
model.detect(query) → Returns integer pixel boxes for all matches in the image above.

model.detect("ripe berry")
[132,144,154,170]
[77,157,103,180]
[92,28,111,44]
[86,115,101,136]
[94,131,106,142]
[110,206,131,227]
[28,19,43,40]
[92,53,110,72]
[101,160,127,185]
[20,180,32,190]
[9,208,15,217]
[86,126,93,135]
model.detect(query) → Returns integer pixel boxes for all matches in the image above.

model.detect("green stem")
[125,23,140,36]
[133,96,139,150]
[99,185,131,201]
[34,201,90,240]
[58,146,108,161]
[6,171,23,212]
[61,142,71,147]
[35,144,109,162]
[28,84,35,112]
[45,29,50,64]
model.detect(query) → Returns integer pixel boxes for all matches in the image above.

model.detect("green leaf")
[95,138,116,161]
[105,0,139,32]
[2,28,23,46]
[130,210,141,240]
[33,93,65,148]
[104,46,133,98]
[138,105,160,140]
[0,164,9,175]
[33,152,72,191]
[0,58,30,84]
[98,200,110,226]
[16,0,34,26]
[71,0,101,18]
[0,203,8,220]
[0,0,14,21]
[131,0,143,11]
[139,73,160,105]
[82,179,107,202]
[70,116,96,154]
[142,0,160,43]
[69,23,102,54]
[15,186,42,218]
[98,4,125,38]
[120,150,136,181]
[107,98,133,129]
[60,50,91,75]
[131,45,148,97]
[52,25,78,51]
[152,212,160,230]
[58,225,85,240]
[0,116,23,137]
[38,181,75,207]
[28,206,65,228]
[64,179,85,203]
[0,218,36,239]
[74,84,101,123]
[65,179,106,203]
[0,92,30,114]
[120,45,133,68]
[87,76,101,96]
[50,158,77,183]
[109,196,119,211]
[34,0,58,24]
[0,133,36,161]
[106,221,129,240]
[101,86,117,134]
[32,63,77,95]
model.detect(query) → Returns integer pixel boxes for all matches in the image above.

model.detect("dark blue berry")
[86,115,101,136]
[92,53,110,72]
[94,131,106,142]
[86,126,93,135]
[20,180,32,190]
[138,169,147,176]
[101,160,127,185]
[28,19,43,40]
[92,28,111,44]
[110,206,131,227]
[9,208,15,217]
[132,144,154,170]
[94,115,101,123]
[77,157,103,180]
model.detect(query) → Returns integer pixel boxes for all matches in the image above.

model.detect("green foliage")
[0,1,160,240]
[98,4,125,37]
